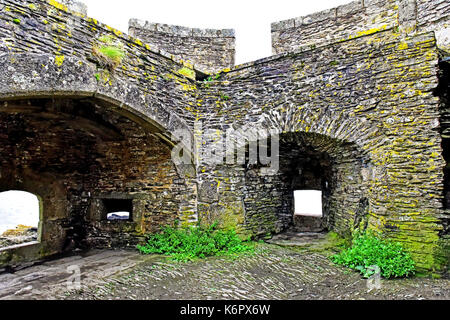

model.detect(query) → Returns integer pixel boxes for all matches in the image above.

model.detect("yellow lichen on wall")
[47,0,68,12]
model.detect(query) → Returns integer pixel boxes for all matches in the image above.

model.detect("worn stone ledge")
[0,241,39,253]
[228,28,437,76]
[129,19,235,38]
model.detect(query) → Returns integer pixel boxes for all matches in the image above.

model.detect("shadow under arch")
[234,129,373,238]
[0,53,194,155]
[0,95,197,267]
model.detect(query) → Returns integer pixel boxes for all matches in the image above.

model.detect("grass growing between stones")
[93,45,125,69]
[331,230,416,279]
[137,223,255,262]
[92,35,125,70]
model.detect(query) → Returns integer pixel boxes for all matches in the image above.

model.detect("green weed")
[331,230,415,278]
[137,222,254,262]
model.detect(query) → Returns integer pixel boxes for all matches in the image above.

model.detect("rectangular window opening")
[102,199,132,221]
[294,190,323,217]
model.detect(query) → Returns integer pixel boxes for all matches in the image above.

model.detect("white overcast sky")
[80,0,353,64]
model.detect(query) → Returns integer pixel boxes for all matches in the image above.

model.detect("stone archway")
[0,170,68,258]
[0,53,193,147]
[242,131,370,238]
[0,94,196,267]
[0,190,41,249]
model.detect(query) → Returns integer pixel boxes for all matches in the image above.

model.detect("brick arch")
[0,53,193,150]
[0,56,199,265]
[259,103,379,153]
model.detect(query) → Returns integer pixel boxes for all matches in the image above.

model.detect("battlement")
[271,0,450,54]
[129,19,235,74]
[271,0,398,54]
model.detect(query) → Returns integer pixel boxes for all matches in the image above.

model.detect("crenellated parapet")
[129,19,235,74]
[271,0,450,54]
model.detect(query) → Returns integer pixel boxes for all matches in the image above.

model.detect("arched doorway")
[0,190,41,249]
[243,131,369,237]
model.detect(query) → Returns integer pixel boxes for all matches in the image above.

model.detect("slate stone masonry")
[129,18,235,74]
[0,0,448,273]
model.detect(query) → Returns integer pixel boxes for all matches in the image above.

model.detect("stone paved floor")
[0,249,158,299]
[0,239,449,300]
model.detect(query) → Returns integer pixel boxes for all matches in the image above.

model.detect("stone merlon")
[129,19,235,73]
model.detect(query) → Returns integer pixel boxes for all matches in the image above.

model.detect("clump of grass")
[93,45,125,69]
[202,73,221,87]
[331,230,415,279]
[92,34,125,70]
[137,222,254,262]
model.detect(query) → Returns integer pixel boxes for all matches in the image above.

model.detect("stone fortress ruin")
[0,0,449,274]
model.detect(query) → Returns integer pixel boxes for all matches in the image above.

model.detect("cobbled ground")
[63,243,449,300]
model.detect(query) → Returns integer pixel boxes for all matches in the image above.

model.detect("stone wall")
[0,0,202,128]
[417,0,450,52]
[129,19,235,74]
[0,0,199,266]
[271,0,450,54]
[0,0,448,273]
[271,0,398,54]
[194,29,446,271]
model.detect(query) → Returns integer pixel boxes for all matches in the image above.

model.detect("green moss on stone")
[178,67,196,80]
